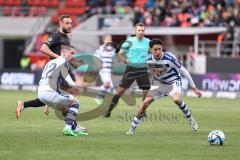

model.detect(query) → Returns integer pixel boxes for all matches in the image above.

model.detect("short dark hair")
[59,15,71,22]
[149,38,162,48]
[135,22,145,27]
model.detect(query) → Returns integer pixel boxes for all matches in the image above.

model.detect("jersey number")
[41,63,57,79]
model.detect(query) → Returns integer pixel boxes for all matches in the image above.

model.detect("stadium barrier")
[0,70,239,99]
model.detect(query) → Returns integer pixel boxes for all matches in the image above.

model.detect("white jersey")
[38,56,75,92]
[94,44,115,72]
[146,52,196,88]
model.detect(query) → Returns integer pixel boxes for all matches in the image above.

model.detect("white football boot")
[126,128,135,135]
[188,116,198,131]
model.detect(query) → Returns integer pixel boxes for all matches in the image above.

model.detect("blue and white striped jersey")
[38,57,75,92]
[146,52,196,88]
[94,44,115,72]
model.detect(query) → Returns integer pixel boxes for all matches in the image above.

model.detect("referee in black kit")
[16,15,73,118]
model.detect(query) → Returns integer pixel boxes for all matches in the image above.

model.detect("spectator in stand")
[177,9,192,27]
[133,6,144,25]
[145,0,155,9]
[143,9,153,26]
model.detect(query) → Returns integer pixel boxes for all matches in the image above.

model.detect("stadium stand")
[0,0,239,68]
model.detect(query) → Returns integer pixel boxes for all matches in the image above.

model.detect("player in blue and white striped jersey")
[127,38,202,134]
[94,35,116,104]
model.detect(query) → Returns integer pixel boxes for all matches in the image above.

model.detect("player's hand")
[43,105,49,115]
[66,87,80,97]
[192,87,202,98]
[124,60,128,64]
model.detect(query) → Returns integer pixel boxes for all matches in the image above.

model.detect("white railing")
[199,40,240,58]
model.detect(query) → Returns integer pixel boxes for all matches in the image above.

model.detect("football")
[208,130,225,145]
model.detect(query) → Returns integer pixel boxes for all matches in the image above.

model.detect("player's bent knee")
[69,97,79,106]
[143,97,153,106]
[172,97,181,104]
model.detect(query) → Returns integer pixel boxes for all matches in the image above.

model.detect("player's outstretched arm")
[178,65,202,98]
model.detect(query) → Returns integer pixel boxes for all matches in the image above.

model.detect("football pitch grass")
[0,90,239,160]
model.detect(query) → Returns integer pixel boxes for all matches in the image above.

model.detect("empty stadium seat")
[0,0,21,6]
[57,7,87,15]
[27,0,59,7]
[29,7,47,16]
[65,0,86,7]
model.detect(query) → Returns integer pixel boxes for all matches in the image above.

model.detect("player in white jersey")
[38,45,88,136]
[94,34,116,104]
[126,38,202,134]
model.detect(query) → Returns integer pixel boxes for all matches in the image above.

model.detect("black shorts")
[119,66,150,90]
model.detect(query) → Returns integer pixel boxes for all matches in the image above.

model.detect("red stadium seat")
[29,7,47,16]
[48,0,59,7]
[0,0,22,6]
[65,0,86,8]
[2,6,12,16]
[57,7,87,15]
[12,0,21,6]
[41,0,59,7]
[27,0,59,7]
[12,6,20,16]
[27,0,40,6]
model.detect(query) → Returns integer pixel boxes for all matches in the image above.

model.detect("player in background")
[16,15,72,117]
[94,34,116,105]
[126,38,202,134]
[104,23,151,117]
[38,46,87,136]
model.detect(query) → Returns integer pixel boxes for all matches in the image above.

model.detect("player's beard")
[62,28,70,34]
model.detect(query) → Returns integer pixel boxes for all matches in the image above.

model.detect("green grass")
[0,90,240,160]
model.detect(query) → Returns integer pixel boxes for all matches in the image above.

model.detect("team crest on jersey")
[48,37,52,42]
[152,68,166,76]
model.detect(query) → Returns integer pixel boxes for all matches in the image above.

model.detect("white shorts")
[148,81,182,100]
[38,90,76,110]
[99,70,113,87]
